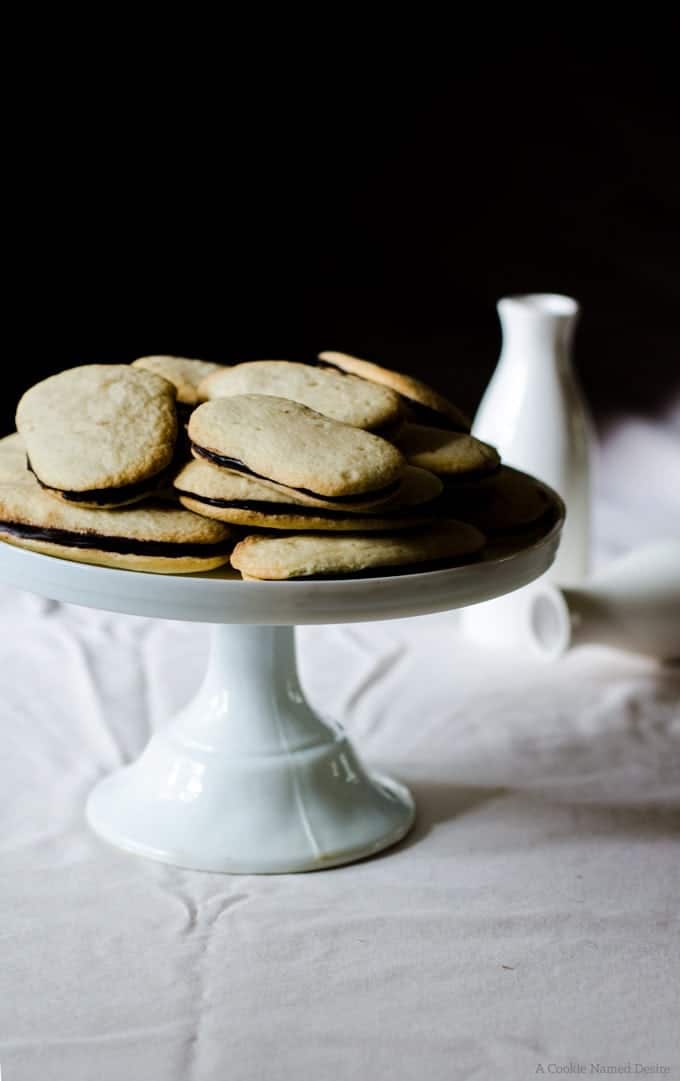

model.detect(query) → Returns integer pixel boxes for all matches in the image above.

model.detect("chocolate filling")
[0,521,231,559]
[176,491,412,521]
[191,445,400,504]
[27,458,171,506]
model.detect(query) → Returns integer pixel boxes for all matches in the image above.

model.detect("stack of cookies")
[0,352,555,580]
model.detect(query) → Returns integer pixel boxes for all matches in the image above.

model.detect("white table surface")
[1,410,679,1081]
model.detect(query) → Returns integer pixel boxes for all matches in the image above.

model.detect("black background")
[7,38,679,435]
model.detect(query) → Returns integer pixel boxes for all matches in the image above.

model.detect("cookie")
[395,423,500,477]
[0,433,34,485]
[231,520,485,580]
[132,355,225,407]
[175,460,442,531]
[0,486,232,573]
[438,466,556,535]
[16,365,178,509]
[318,351,470,432]
[188,395,406,505]
[200,360,403,433]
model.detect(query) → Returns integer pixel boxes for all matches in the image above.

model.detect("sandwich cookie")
[0,486,233,573]
[16,365,178,509]
[188,395,406,509]
[0,433,35,485]
[318,351,470,432]
[231,520,486,580]
[437,466,557,536]
[132,355,225,411]
[394,423,500,478]
[199,360,403,433]
[175,460,443,531]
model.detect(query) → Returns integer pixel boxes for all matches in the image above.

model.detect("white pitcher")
[528,540,680,661]
[473,293,593,583]
[465,541,680,662]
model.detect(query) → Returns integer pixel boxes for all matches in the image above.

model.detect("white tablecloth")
[1,412,679,1081]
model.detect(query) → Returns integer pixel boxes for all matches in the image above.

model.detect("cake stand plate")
[0,491,562,873]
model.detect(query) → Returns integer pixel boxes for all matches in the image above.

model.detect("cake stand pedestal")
[0,494,562,873]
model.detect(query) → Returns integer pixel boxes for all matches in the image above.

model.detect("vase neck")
[498,293,579,367]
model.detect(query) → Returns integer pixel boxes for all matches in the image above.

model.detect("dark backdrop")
[7,43,679,435]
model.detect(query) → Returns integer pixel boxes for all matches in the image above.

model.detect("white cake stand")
[0,499,562,873]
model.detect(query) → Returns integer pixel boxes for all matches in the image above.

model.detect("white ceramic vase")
[473,293,592,584]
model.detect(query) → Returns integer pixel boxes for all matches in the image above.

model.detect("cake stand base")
[86,624,415,873]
